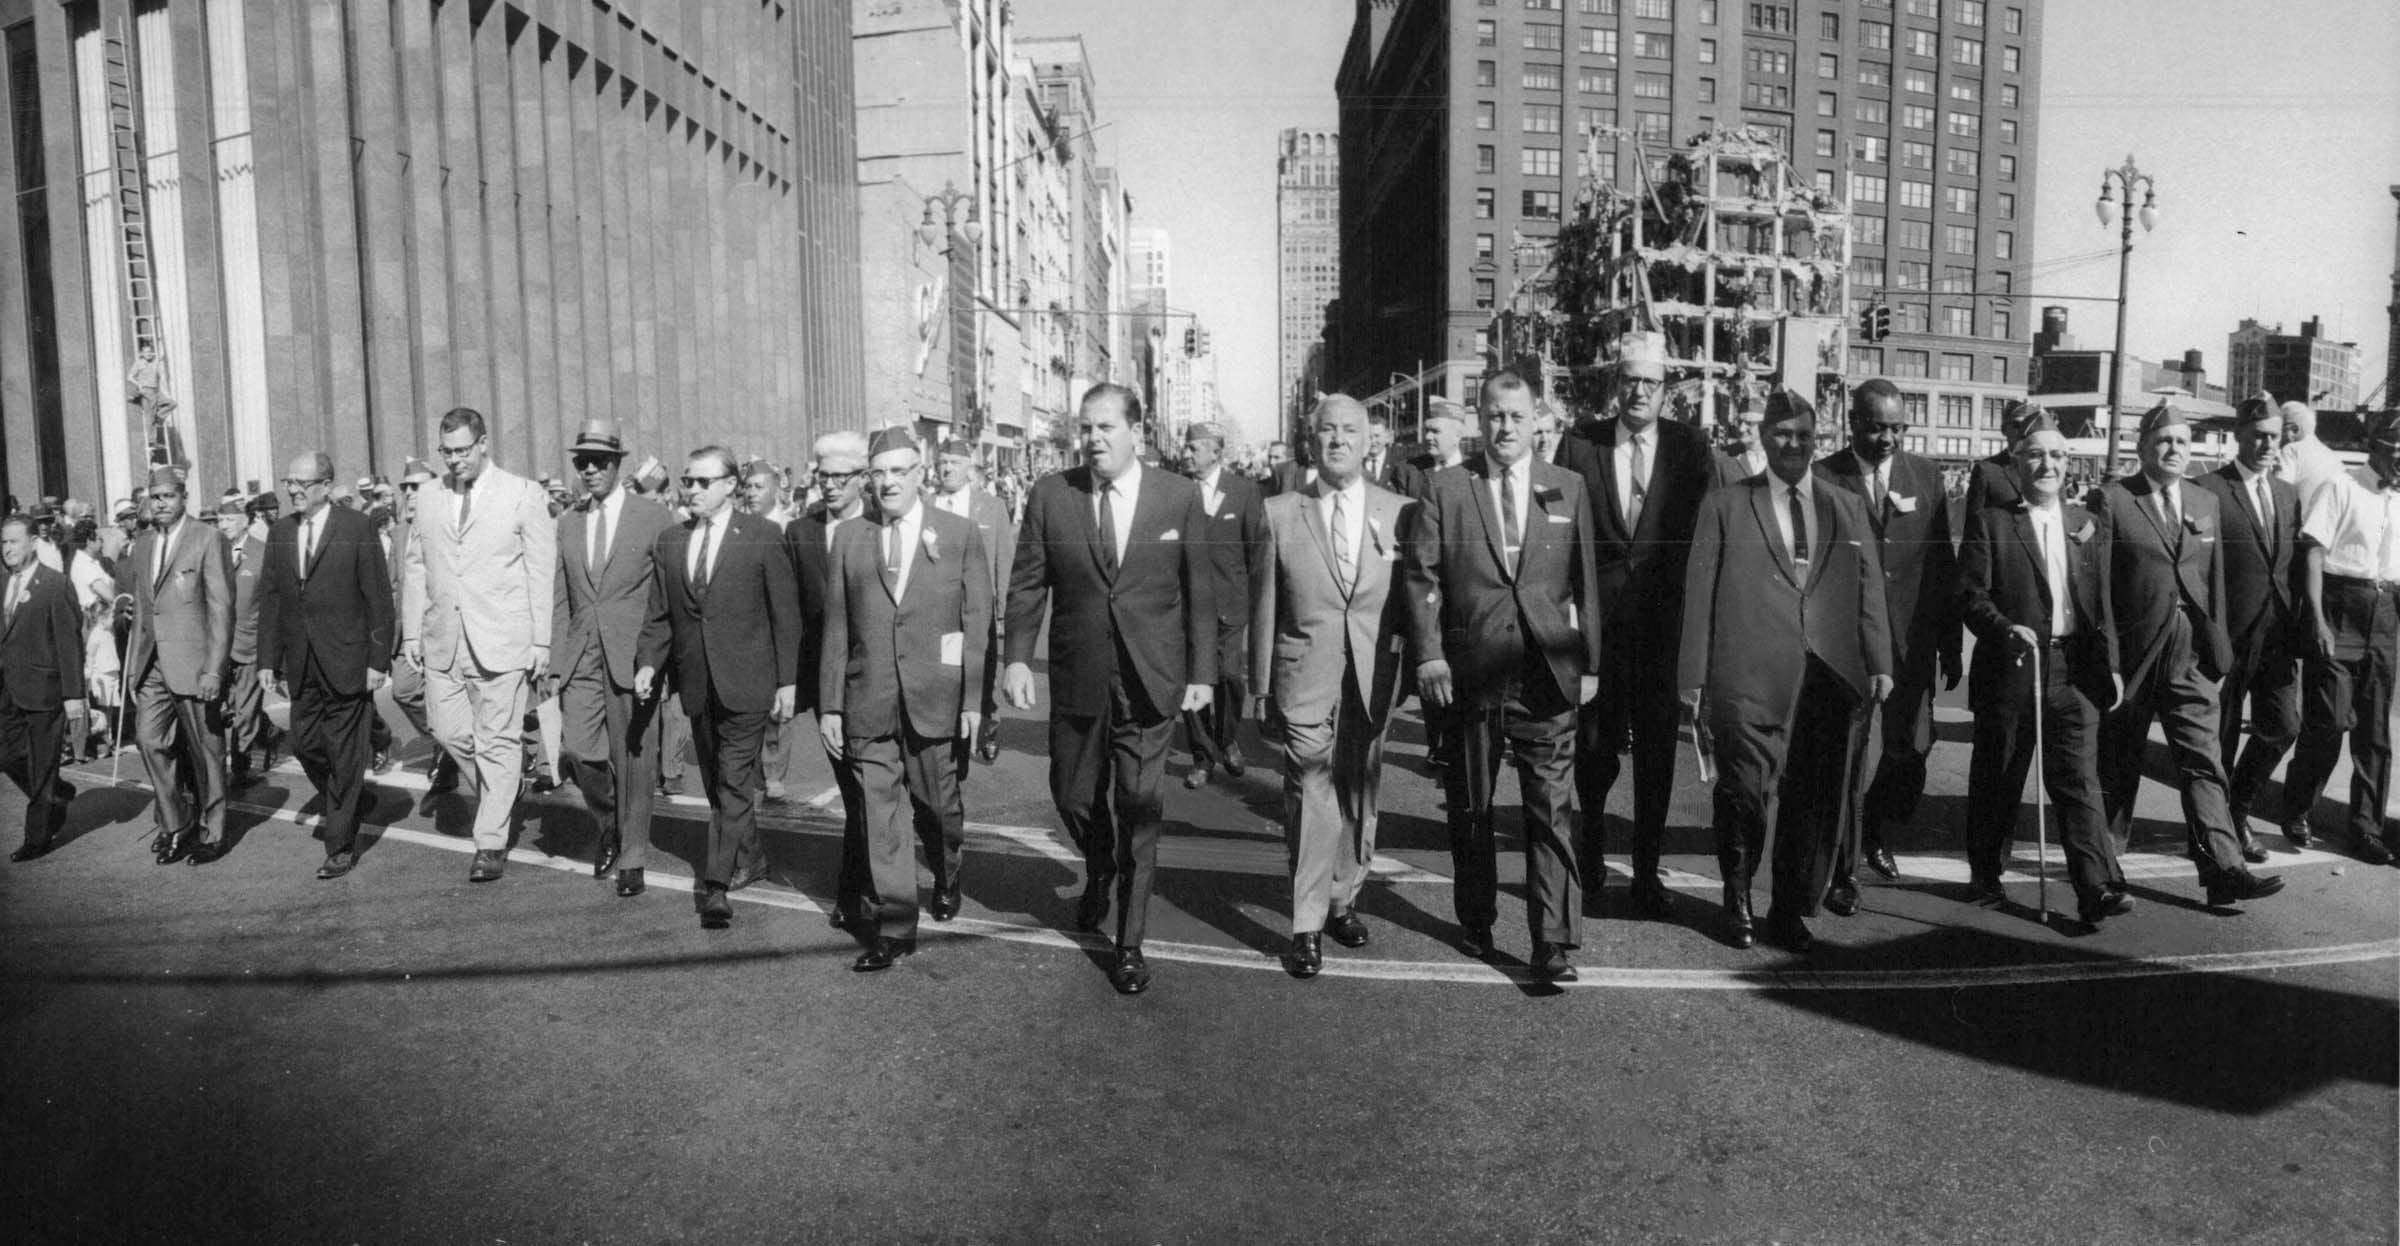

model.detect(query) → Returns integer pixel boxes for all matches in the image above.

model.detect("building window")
[1813,52,1840,83]
[1862,20,1892,49]
[1816,92,1839,116]
[1475,278,1497,309]
[1896,259,1930,289]
[1812,169,1836,195]
[1634,31,1672,58]
[1477,19,1497,45]
[1906,29,1936,57]
[1940,352,1974,380]
[1946,148,1980,176]
[1897,219,1930,250]
[1579,147,1618,181]
[1944,224,1976,254]
[1579,69,1618,93]
[1745,82,1793,108]
[1856,99,1889,126]
[1941,393,1974,425]
[1699,0,1719,21]
[1852,173,1888,204]
[1943,305,1975,335]
[1998,118,2018,144]
[1949,78,1982,103]
[1999,83,2020,109]
[1748,46,1793,77]
[1992,307,2012,339]
[1581,27,1619,55]
[1634,72,1672,98]
[1900,140,1933,170]
[2001,45,2020,72]
[1636,110,1671,142]
[1895,349,1929,378]
[1477,101,1497,129]
[1945,185,1978,213]
[1854,135,1887,163]
[1854,216,1886,247]
[1579,0,1619,12]
[1852,346,1885,375]
[1902,104,1935,129]
[1988,355,2011,383]
[1522,189,1562,219]
[1522,147,1561,177]
[1634,0,1672,15]
[1820,11,1842,39]
[1747,4,1794,32]
[1899,180,1933,209]
[1525,104,1562,133]
[1982,397,2008,428]
[1478,61,1497,87]
[1954,38,1984,66]
[1477,233,1497,262]
[1992,270,2012,294]
[1903,68,1934,94]
[1528,24,1565,51]
[2003,6,2023,34]
[1946,111,1981,139]
[1815,130,1839,158]
[1853,254,1886,287]
[1745,118,1791,151]
[1475,188,1497,219]
[1698,37,1718,63]
[1578,106,1618,132]
[1859,61,1890,88]
[1905,0,1938,15]
[1476,145,1497,174]
[1993,230,2013,259]
[1955,1,1986,25]
[1525,0,1560,9]
[1524,64,1563,89]
[1698,77,1717,103]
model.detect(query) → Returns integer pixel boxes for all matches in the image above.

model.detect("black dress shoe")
[1965,878,2007,907]
[1531,942,1578,983]
[188,838,232,866]
[828,908,857,932]
[1458,925,1494,958]
[615,867,645,897]
[931,881,962,922]
[2352,835,2394,867]
[1286,933,1322,979]
[1723,884,1756,949]
[974,717,1001,765]
[1181,765,1212,790]
[1627,877,1674,920]
[593,838,621,879]
[427,757,460,793]
[727,861,770,892]
[1823,880,1860,917]
[1109,947,1152,995]
[1863,842,1900,880]
[156,829,198,866]
[2079,890,2135,926]
[316,850,356,880]
[1074,884,1110,934]
[1221,746,1246,779]
[699,884,733,929]
[2204,869,2286,907]
[1324,911,1370,948]
[1764,911,1815,954]
[853,937,912,972]
[10,840,55,863]
[2280,819,2312,850]
[468,849,505,882]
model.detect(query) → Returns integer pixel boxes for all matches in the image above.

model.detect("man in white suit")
[403,406,559,882]
[1251,395,1415,978]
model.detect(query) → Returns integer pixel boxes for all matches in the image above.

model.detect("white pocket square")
[1891,494,1918,513]
[1159,529,1180,541]
[1545,514,1572,524]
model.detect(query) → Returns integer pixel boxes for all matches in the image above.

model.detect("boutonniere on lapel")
[919,526,940,561]
[2069,520,2096,545]
[1534,485,1572,523]
[1889,492,1917,513]
[2184,514,2211,539]
[1367,515,1391,557]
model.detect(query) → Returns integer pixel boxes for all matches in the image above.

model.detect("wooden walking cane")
[2029,637,2051,924]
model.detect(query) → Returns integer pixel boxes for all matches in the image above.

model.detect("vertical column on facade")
[508,13,560,471]
[299,0,367,464]
[474,5,529,464]
[33,2,100,500]
[565,34,611,443]
[661,101,697,455]
[597,60,635,432]
[539,27,587,439]
[435,0,490,419]
[349,0,420,477]
[203,0,272,488]
[393,0,451,442]
[72,2,133,494]
[644,96,681,452]
[0,21,37,499]
[625,80,660,442]
[163,0,231,485]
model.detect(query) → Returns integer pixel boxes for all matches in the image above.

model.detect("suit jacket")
[2191,464,2303,656]
[1402,455,1603,710]
[1004,465,1217,720]
[228,534,266,667]
[1679,475,1894,727]
[1957,501,2119,714]
[0,563,86,711]
[1195,469,1266,665]
[1559,416,1718,655]
[1404,454,1461,503]
[1713,447,1767,487]
[2091,474,2233,690]
[781,507,846,716]
[256,505,395,695]
[1818,449,1961,684]
[550,490,676,691]
[403,463,557,673]
[1251,480,1414,726]
[930,486,1017,616]
[640,511,801,716]
[819,506,992,740]
[125,518,234,695]
[1266,460,1312,498]
[1362,453,1426,502]
[1962,452,2021,517]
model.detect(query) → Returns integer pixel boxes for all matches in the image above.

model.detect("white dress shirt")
[445,470,486,533]
[297,507,326,575]
[688,509,729,582]
[2305,475,2400,583]
[1860,455,1895,512]
[1095,459,1143,555]
[1770,472,1819,566]
[2233,461,2275,531]
[882,501,925,598]
[2027,502,2073,635]
[151,518,185,584]
[1612,422,1656,525]
[934,486,972,518]
[1196,467,1224,517]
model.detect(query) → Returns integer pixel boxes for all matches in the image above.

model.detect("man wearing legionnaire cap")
[2090,400,2284,907]
[1964,399,2050,517]
[123,464,237,865]
[1678,389,1892,954]
[1955,408,2131,930]
[2274,409,2400,866]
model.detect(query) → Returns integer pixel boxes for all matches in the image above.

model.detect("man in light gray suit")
[124,465,234,865]
[403,407,559,882]
[1252,395,1415,978]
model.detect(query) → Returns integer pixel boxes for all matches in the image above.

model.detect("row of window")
[1504,0,2028,35]
[1501,0,1686,18]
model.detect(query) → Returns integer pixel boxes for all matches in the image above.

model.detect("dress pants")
[1575,633,1680,887]
[131,660,227,847]
[657,696,692,787]
[1712,656,1861,920]
[379,654,431,757]
[1962,642,2121,908]
[1833,672,1937,886]
[1443,664,1581,946]
[2279,577,2397,846]
[847,724,966,942]
[0,697,70,847]
[556,644,659,870]
[422,658,530,851]
[224,660,271,765]
[688,694,768,887]
[2219,630,2303,816]
[1181,621,1247,771]
[1281,671,1388,936]
[826,736,872,919]
[289,653,377,856]
[1050,665,1175,949]
[2097,612,2245,880]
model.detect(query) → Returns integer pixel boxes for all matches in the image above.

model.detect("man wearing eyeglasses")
[401,407,558,883]
[121,465,235,866]
[380,458,453,791]
[635,446,800,929]
[785,432,874,923]
[258,452,394,878]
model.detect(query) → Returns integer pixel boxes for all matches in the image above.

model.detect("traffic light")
[1183,326,1198,356]
[1856,300,1891,342]
[1873,303,1891,341]
[1195,327,1211,356]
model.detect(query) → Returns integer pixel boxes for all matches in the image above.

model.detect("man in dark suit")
[124,465,234,865]
[216,490,273,787]
[1680,390,1894,953]
[1818,379,1962,908]
[786,431,872,925]
[1405,370,1601,982]
[257,452,395,878]
[1,515,83,861]
[1177,420,1264,789]
[928,437,1015,766]
[1962,400,2046,519]
[1559,335,1717,918]
[1252,395,1415,978]
[2091,404,2283,907]
[636,446,801,929]
[1409,401,1473,771]
[820,428,992,971]
[2191,397,2304,862]
[1003,383,1217,996]
[1364,410,1427,500]
[550,419,676,898]
[1957,416,2131,928]
[1713,402,1767,486]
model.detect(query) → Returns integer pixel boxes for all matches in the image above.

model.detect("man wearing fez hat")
[1956,408,2130,929]
[1679,388,1892,953]
[1560,330,1721,923]
[929,435,1017,768]
[817,425,993,969]
[2275,409,2400,865]
[124,464,237,865]
[2192,394,2306,864]
[1964,399,2050,516]
[2090,399,2283,907]
[546,417,675,896]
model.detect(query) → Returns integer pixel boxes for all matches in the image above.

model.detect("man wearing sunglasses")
[635,446,800,929]
[123,465,236,866]
[401,407,558,883]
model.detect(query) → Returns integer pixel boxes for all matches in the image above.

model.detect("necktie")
[1500,467,1523,569]
[1097,483,1119,576]
[153,525,169,586]
[456,483,473,534]
[1869,465,1887,515]
[2160,483,2179,534]
[233,542,245,571]
[1627,435,1648,528]
[2041,516,2065,629]
[693,519,715,593]
[882,520,901,595]
[2255,476,2273,540]
[589,504,609,575]
[1332,490,1356,593]
[1788,485,1810,565]
[2,573,18,628]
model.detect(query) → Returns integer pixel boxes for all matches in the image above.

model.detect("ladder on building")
[102,17,173,468]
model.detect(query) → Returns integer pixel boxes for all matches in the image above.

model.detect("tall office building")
[0,0,863,504]
[1335,0,2043,461]
[1278,128,1341,427]
[2228,317,2364,411]
[2386,186,2399,408]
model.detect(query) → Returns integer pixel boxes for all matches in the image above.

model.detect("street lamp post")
[2095,156,2159,467]
[921,182,984,443]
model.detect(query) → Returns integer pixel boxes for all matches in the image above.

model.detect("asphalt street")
[2,645,2394,1243]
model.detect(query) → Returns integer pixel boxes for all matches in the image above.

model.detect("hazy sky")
[1026,0,2400,445]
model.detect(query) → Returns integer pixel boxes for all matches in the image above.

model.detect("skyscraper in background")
[1277,128,1341,432]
